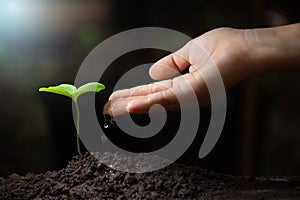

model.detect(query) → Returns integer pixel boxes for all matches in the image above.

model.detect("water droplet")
[104,123,109,129]
[110,117,115,124]
[103,114,109,128]
[103,114,107,122]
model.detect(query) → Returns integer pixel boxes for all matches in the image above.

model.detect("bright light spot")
[0,1,30,38]
[5,1,23,16]
[0,1,106,40]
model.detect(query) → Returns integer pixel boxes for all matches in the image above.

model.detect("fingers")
[126,89,178,114]
[108,80,173,101]
[149,45,190,80]
[104,71,209,116]
[104,90,178,116]
[104,80,175,116]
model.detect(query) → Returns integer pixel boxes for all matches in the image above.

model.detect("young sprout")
[39,82,105,156]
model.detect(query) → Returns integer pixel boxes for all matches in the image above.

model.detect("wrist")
[244,24,300,74]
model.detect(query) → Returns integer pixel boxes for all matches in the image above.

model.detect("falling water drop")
[103,113,115,128]
[104,123,109,129]
[103,114,109,128]
[103,114,107,122]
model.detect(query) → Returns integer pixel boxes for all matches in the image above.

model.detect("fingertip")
[108,93,115,101]
[149,52,190,80]
[103,101,115,117]
[149,64,161,80]
[149,62,180,80]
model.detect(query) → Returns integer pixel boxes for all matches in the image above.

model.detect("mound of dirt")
[1,152,300,199]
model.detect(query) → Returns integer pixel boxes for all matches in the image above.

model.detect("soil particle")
[1,152,300,199]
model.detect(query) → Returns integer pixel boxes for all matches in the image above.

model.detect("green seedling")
[39,82,105,156]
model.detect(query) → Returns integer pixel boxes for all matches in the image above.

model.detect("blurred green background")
[0,0,299,177]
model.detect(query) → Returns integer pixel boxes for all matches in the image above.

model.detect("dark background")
[0,0,299,177]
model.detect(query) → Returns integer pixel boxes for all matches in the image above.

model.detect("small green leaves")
[39,82,105,102]
[73,82,106,101]
[39,84,76,98]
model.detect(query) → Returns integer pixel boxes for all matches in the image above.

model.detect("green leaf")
[39,82,105,101]
[73,82,105,100]
[39,84,76,99]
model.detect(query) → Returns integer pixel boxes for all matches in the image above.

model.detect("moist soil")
[1,152,300,200]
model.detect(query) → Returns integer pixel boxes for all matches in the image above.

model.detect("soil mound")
[1,152,300,199]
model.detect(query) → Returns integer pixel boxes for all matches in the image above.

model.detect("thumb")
[149,44,190,80]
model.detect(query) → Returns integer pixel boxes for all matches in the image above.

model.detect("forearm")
[245,23,300,74]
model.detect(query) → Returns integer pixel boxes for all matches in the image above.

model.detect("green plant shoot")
[39,82,105,156]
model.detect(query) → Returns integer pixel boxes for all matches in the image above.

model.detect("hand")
[104,24,300,116]
[104,28,253,116]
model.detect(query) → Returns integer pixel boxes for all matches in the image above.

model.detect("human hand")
[104,23,300,116]
[103,27,254,116]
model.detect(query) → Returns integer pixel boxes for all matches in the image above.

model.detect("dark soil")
[1,152,300,200]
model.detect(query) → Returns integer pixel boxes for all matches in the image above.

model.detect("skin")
[104,23,300,116]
